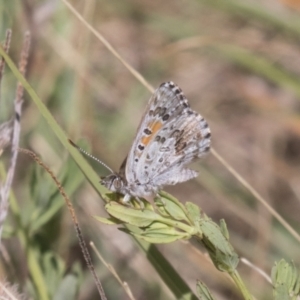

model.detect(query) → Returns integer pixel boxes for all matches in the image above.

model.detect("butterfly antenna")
[68,139,114,174]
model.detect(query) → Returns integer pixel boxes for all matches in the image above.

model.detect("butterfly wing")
[124,81,211,188]
[149,110,210,187]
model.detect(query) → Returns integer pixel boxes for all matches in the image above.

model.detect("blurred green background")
[1,0,300,299]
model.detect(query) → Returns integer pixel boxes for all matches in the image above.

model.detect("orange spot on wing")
[141,135,151,146]
[141,120,163,146]
[150,120,163,134]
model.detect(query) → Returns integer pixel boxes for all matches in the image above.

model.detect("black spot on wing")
[162,114,170,121]
[181,95,187,102]
[175,142,187,153]
[153,107,161,116]
[155,135,161,142]
[170,129,184,139]
[144,128,152,135]
[204,132,211,139]
[174,87,181,95]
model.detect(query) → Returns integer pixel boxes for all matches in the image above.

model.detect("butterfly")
[100,81,211,205]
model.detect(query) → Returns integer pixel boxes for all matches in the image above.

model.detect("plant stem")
[230,270,253,300]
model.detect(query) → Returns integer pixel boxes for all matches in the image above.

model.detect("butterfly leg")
[153,193,165,206]
[122,194,131,204]
[135,197,145,210]
[122,194,144,210]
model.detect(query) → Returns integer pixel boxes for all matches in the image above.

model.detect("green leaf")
[53,274,80,300]
[185,202,201,221]
[132,222,191,244]
[200,219,239,272]
[104,201,195,237]
[93,215,124,225]
[41,252,66,298]
[133,231,189,244]
[185,201,202,231]
[196,280,216,300]
[157,192,189,222]
[143,221,176,232]
[200,219,231,254]
[272,259,300,300]
[219,219,229,240]
[105,202,161,227]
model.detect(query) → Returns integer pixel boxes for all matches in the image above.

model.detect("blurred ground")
[1,0,300,299]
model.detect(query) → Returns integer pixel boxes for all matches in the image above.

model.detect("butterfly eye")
[113,177,122,190]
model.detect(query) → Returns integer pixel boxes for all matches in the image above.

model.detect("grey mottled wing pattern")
[124,81,211,189]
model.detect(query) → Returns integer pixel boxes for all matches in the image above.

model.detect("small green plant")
[272,259,300,300]
[96,191,300,300]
